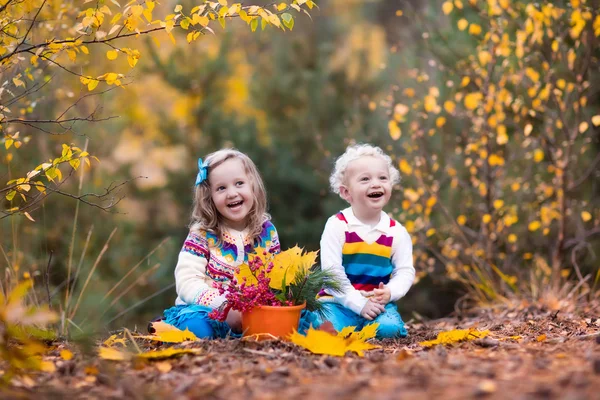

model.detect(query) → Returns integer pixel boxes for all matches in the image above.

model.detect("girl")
[160,149,281,338]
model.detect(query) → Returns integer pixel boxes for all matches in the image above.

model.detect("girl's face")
[209,158,254,231]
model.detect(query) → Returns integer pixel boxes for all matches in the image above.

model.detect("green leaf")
[250,18,258,32]
[281,12,292,24]
[6,190,16,201]
[180,17,190,30]
[218,17,225,29]
[261,17,267,30]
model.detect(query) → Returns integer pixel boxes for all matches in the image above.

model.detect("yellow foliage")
[290,324,380,357]
[389,120,401,140]
[399,159,412,175]
[442,1,454,15]
[235,246,318,290]
[464,92,483,110]
[469,24,482,35]
[420,329,489,347]
[581,211,592,222]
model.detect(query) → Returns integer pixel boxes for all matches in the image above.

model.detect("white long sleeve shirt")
[320,207,415,315]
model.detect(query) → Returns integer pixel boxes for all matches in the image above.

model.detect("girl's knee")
[178,317,214,338]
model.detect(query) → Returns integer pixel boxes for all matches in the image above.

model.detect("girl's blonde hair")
[190,149,269,242]
[329,143,401,197]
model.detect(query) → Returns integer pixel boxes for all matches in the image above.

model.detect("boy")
[319,144,415,338]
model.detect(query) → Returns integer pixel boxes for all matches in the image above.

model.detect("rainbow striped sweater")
[319,208,416,314]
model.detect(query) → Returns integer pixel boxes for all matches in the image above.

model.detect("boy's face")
[340,156,392,217]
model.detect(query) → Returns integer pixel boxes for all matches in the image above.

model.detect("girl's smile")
[209,158,254,231]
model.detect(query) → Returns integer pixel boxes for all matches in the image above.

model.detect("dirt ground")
[2,306,600,399]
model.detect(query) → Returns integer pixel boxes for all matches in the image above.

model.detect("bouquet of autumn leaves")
[208,246,341,321]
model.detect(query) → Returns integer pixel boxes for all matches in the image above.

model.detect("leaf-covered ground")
[2,306,599,399]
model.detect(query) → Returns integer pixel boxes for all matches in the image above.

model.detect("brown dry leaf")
[136,347,201,360]
[290,324,380,357]
[419,329,490,347]
[396,348,414,361]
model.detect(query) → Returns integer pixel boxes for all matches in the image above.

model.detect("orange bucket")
[241,303,306,340]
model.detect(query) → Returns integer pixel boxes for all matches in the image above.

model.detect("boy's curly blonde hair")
[190,149,269,242]
[329,144,400,197]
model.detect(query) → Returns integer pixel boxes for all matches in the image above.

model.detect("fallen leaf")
[290,324,380,357]
[84,365,99,375]
[136,348,201,360]
[103,333,127,347]
[419,329,490,347]
[536,334,547,342]
[98,346,131,361]
[155,361,172,373]
[135,326,198,343]
[40,360,56,372]
[396,348,413,361]
[60,349,73,360]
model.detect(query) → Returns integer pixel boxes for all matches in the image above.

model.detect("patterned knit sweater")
[174,220,280,308]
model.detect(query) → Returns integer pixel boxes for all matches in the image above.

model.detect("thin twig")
[45,250,53,308]
[69,228,117,320]
[106,283,175,325]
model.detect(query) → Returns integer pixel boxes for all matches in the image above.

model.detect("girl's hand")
[360,300,385,320]
[371,282,391,305]
[225,309,242,333]
[359,290,374,298]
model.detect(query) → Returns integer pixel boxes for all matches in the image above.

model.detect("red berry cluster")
[208,253,285,321]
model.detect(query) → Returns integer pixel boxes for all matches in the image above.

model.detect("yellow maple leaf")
[290,324,380,357]
[138,321,198,342]
[235,246,318,290]
[419,328,489,347]
[136,348,201,360]
[135,327,197,343]
[98,346,131,361]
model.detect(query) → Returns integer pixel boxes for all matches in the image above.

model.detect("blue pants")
[164,305,239,339]
[163,305,316,339]
[317,302,408,339]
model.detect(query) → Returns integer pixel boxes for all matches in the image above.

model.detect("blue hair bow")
[195,158,209,186]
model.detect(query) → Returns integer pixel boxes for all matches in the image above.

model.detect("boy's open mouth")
[227,200,243,208]
[367,192,384,199]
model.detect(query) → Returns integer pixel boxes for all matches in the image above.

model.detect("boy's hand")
[372,282,391,305]
[360,300,385,320]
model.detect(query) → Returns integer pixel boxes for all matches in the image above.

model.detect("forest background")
[1,0,598,341]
